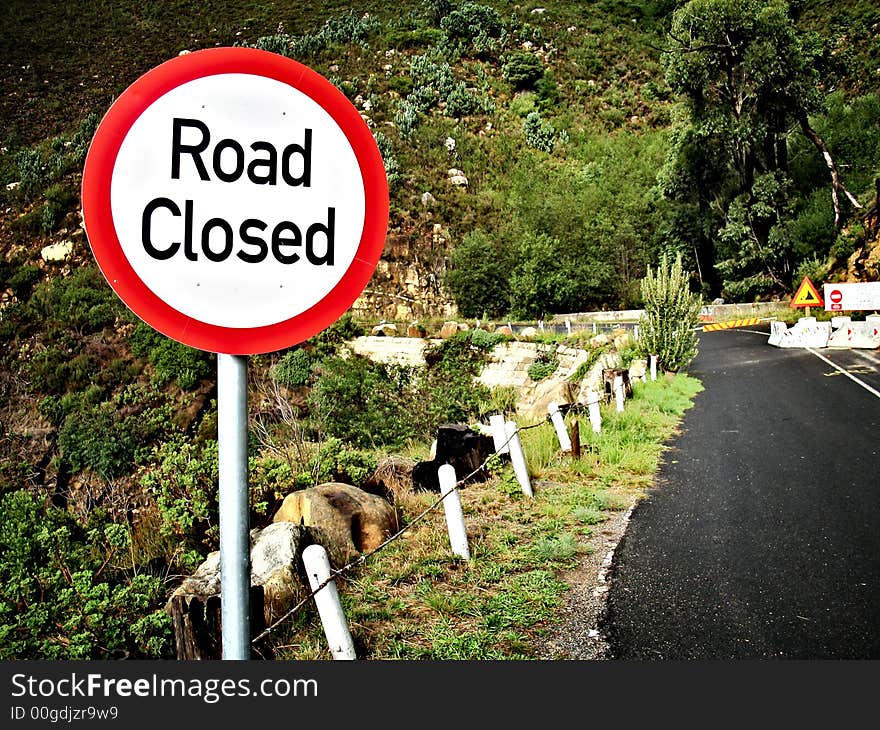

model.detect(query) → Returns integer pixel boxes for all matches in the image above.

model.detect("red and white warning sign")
[82,47,388,354]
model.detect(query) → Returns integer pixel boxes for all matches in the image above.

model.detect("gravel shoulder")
[537,498,637,660]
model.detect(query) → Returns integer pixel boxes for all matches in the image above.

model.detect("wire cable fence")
[251,415,550,649]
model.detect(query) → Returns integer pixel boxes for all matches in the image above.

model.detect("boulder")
[519,326,538,338]
[439,321,460,338]
[168,522,312,625]
[412,424,496,492]
[371,322,398,336]
[629,359,648,381]
[496,325,514,336]
[40,240,74,263]
[447,168,469,187]
[273,483,398,567]
[407,321,427,338]
[590,333,611,347]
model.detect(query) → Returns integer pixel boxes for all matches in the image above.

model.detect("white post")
[539,319,544,332]
[586,390,602,434]
[633,324,640,341]
[650,354,658,381]
[614,375,625,413]
[438,464,470,560]
[504,420,533,497]
[565,318,572,336]
[302,544,357,660]
[593,322,598,335]
[217,353,251,661]
[489,413,509,455]
[548,402,571,452]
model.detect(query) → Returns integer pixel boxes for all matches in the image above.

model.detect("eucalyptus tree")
[659,0,862,298]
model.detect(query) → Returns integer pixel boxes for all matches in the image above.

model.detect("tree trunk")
[799,115,863,227]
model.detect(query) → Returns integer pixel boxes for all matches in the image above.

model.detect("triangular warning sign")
[791,276,824,308]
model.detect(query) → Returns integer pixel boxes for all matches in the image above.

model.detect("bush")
[129,323,213,390]
[524,111,557,153]
[636,254,701,372]
[527,352,559,381]
[502,52,544,89]
[28,266,120,336]
[141,439,220,560]
[308,437,377,487]
[270,348,312,387]
[58,398,170,479]
[0,490,172,659]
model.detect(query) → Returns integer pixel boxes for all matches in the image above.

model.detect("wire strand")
[251,414,551,646]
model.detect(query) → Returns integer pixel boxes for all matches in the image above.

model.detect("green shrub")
[524,111,557,153]
[15,148,45,198]
[309,356,418,448]
[308,437,377,487]
[58,399,169,479]
[271,348,312,387]
[141,439,220,558]
[527,352,559,381]
[28,266,120,336]
[502,52,544,89]
[636,254,701,372]
[129,322,213,390]
[0,490,172,659]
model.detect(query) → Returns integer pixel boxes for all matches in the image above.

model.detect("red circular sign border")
[82,47,388,355]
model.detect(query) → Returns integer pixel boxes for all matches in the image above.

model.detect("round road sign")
[82,47,388,354]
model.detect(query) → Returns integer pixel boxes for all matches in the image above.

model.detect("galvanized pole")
[217,353,251,660]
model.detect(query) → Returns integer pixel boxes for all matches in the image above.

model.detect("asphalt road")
[605,327,880,659]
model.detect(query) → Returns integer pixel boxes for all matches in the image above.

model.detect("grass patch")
[267,373,702,660]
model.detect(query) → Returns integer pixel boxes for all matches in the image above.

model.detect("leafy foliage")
[0,490,172,659]
[637,254,701,372]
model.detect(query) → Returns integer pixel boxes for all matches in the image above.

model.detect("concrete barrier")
[768,317,831,348]
[827,319,880,349]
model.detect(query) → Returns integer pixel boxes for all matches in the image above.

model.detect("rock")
[447,168,469,186]
[407,321,426,338]
[412,424,496,492]
[421,191,436,206]
[273,483,398,567]
[611,330,631,351]
[496,325,514,336]
[520,326,538,338]
[40,240,74,263]
[371,322,398,336]
[590,333,611,347]
[629,358,648,381]
[168,522,312,625]
[712,297,725,305]
[439,321,460,338]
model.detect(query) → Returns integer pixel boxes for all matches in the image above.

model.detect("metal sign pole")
[217,353,251,660]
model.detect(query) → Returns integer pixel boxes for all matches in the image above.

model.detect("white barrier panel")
[827,320,880,349]
[768,317,830,348]
[767,320,786,347]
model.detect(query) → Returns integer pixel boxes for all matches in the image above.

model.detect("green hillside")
[0,0,878,659]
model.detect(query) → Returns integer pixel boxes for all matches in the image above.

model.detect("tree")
[660,0,862,297]
[444,230,512,319]
[637,254,701,372]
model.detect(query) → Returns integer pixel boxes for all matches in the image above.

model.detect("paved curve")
[605,328,880,659]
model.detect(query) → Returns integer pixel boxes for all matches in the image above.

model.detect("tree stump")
[602,368,632,402]
[170,586,268,660]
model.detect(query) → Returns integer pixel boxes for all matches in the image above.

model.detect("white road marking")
[806,348,880,400]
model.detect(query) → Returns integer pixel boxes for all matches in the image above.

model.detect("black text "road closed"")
[140,118,335,265]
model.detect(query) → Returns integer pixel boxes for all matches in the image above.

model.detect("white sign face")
[824,282,880,312]
[83,48,388,354]
[111,73,363,329]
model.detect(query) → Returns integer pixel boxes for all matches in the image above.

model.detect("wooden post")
[570,420,581,459]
